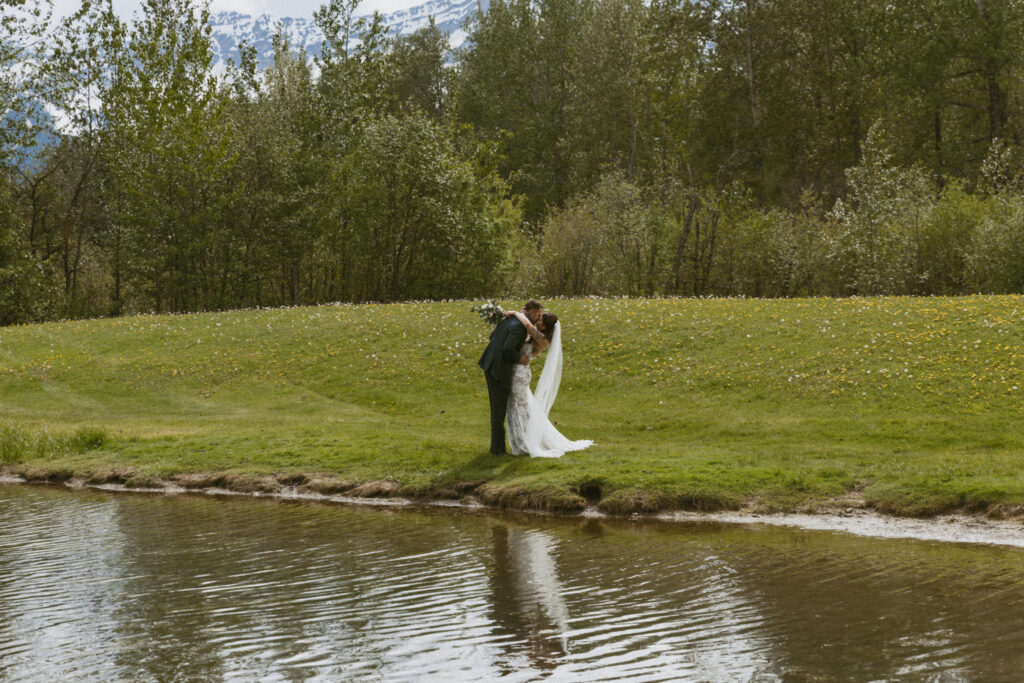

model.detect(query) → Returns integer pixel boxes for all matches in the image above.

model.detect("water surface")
[1,484,1023,681]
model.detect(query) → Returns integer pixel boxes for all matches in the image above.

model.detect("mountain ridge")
[207,0,485,70]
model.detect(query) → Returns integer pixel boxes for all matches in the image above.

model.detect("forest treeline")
[5,0,1024,323]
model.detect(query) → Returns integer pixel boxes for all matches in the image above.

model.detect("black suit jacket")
[478,317,528,386]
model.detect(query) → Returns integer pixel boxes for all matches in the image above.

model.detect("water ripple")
[2,486,1024,681]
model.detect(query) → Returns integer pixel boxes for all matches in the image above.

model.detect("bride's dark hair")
[541,313,558,340]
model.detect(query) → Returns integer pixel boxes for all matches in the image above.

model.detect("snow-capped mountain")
[7,0,486,161]
[208,0,487,70]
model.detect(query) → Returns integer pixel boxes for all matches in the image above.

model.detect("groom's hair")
[523,299,543,312]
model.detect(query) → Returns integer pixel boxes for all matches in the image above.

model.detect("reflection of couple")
[490,524,571,667]
[478,299,594,457]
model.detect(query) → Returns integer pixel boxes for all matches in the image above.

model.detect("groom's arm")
[501,321,528,365]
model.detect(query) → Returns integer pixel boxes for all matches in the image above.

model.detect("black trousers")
[485,373,511,454]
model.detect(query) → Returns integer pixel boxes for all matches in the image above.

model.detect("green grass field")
[3,296,1024,517]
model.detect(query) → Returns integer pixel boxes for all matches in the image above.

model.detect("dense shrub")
[0,182,57,325]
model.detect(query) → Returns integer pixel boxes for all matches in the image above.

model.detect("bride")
[503,310,593,458]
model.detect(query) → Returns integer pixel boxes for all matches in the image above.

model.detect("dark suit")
[478,316,528,453]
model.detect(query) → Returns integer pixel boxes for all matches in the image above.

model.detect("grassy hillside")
[3,296,1024,517]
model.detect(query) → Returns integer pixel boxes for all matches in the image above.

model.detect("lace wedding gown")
[507,324,593,458]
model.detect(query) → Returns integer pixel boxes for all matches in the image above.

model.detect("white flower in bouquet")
[471,301,504,325]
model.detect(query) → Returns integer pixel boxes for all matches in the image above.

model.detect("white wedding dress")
[507,323,593,458]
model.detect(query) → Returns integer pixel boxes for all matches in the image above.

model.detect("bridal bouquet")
[472,300,504,325]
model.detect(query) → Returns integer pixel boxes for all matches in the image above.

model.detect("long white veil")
[513,320,593,457]
[534,322,562,417]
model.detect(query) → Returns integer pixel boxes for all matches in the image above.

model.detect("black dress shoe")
[489,450,508,456]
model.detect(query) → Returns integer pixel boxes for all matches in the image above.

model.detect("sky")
[50,0,419,20]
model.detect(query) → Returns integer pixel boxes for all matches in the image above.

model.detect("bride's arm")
[503,310,542,341]
[530,337,550,358]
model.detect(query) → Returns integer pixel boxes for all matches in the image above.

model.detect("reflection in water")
[719,529,1020,680]
[0,493,130,680]
[491,525,571,668]
[2,484,1024,681]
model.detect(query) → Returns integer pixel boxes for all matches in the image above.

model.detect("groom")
[479,299,543,454]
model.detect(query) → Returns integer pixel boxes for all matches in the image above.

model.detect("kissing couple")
[478,299,594,458]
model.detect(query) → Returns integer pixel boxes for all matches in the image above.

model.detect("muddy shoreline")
[4,472,1023,549]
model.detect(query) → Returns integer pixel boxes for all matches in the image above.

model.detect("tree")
[333,112,522,301]
[1,0,51,167]
[387,19,453,120]
[224,30,321,306]
[458,0,590,221]
[0,178,54,324]
[829,127,937,295]
[103,0,239,312]
[40,0,125,313]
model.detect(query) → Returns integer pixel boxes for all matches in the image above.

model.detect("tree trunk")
[742,0,765,204]
[976,0,1005,141]
[671,193,699,293]
[63,153,94,295]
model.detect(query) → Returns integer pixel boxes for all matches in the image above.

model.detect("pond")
[1,483,1022,681]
